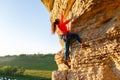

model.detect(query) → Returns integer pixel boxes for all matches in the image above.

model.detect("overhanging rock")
[41,0,120,80]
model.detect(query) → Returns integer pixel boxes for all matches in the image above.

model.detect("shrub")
[0,65,25,76]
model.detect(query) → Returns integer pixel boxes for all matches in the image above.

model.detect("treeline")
[4,53,55,57]
[0,65,25,76]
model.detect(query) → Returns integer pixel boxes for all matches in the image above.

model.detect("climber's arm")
[68,16,77,31]
[60,14,64,23]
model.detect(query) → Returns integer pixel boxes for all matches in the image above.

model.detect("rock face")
[41,0,120,80]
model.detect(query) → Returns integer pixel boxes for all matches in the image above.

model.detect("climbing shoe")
[64,60,71,68]
[80,43,90,48]
[80,43,84,48]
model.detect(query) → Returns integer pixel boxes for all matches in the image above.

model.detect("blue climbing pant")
[62,33,82,60]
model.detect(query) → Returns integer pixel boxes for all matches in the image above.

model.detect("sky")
[0,0,61,56]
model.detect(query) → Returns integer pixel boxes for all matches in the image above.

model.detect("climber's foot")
[80,43,90,48]
[80,43,84,48]
[64,60,71,68]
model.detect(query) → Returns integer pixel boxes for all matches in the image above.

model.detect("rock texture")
[41,0,120,80]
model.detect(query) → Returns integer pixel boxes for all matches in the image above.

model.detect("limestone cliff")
[41,0,120,80]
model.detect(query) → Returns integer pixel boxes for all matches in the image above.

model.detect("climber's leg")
[62,34,71,67]
[64,41,70,60]
[61,34,70,60]
[69,33,82,43]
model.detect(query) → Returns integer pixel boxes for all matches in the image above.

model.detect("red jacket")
[57,15,70,35]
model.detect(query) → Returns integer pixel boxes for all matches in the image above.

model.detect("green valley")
[0,54,57,80]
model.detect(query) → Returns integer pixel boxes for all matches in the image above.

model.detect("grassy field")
[0,54,57,80]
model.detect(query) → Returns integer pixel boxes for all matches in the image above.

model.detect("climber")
[51,13,84,65]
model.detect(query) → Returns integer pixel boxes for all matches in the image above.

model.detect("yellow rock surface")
[41,0,120,80]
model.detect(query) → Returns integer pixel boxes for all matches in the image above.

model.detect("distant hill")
[0,54,57,71]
